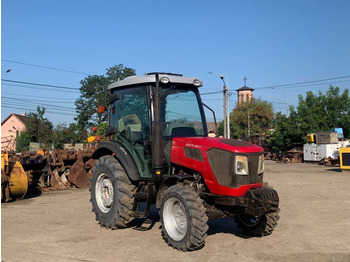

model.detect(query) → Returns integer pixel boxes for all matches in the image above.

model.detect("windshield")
[160,86,206,138]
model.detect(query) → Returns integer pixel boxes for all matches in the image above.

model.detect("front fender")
[155,174,194,208]
[92,141,140,181]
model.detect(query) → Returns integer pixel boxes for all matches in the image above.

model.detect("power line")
[1,105,77,117]
[2,79,79,90]
[200,91,223,95]
[254,75,350,90]
[1,83,80,93]
[260,79,350,90]
[2,97,76,109]
[2,91,77,101]
[2,102,76,113]
[2,59,91,75]
[2,101,76,113]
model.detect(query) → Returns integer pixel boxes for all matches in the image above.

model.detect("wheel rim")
[163,197,188,241]
[95,173,114,213]
[238,214,262,227]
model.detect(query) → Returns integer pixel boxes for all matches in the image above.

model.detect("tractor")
[90,73,280,251]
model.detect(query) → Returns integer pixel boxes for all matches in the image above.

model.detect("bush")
[16,131,31,153]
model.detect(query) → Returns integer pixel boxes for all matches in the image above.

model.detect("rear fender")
[92,141,140,181]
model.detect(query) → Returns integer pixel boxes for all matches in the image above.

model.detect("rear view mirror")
[109,93,120,104]
[106,126,118,137]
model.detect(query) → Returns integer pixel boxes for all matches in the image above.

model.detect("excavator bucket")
[9,161,29,199]
[68,154,91,188]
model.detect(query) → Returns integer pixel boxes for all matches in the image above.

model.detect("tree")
[75,64,136,130]
[229,99,274,139]
[96,122,108,138]
[26,106,54,148]
[270,85,350,152]
[52,123,88,149]
[16,131,31,152]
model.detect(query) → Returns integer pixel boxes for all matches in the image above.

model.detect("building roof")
[1,113,32,126]
[236,85,255,92]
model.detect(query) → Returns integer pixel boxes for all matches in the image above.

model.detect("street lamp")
[208,72,231,138]
[1,69,11,77]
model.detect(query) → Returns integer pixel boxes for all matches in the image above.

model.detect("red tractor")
[90,73,279,251]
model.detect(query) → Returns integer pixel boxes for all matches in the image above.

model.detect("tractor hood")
[170,137,265,196]
[172,137,263,154]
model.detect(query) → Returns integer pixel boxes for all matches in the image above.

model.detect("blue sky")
[1,0,350,125]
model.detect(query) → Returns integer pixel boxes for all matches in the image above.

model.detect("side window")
[110,86,150,144]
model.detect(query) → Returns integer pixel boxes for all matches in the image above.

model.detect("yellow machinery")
[339,147,350,171]
[1,153,29,202]
[306,133,315,143]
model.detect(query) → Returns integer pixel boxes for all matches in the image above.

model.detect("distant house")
[1,113,31,152]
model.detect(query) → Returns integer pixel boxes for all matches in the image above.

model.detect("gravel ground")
[2,161,350,262]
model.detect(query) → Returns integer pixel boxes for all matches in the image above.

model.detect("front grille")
[207,148,263,188]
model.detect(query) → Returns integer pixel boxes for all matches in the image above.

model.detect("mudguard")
[92,141,140,181]
[155,174,194,208]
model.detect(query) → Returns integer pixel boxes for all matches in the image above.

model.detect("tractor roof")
[108,72,203,90]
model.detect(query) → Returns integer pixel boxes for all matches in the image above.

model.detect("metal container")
[315,132,338,144]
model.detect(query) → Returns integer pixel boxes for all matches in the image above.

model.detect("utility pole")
[208,72,230,138]
[247,110,251,139]
[221,76,227,138]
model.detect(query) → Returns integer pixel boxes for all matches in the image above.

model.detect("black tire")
[90,155,136,229]
[234,211,280,237]
[160,183,209,251]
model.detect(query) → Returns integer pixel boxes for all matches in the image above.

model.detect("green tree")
[16,131,31,152]
[52,123,87,149]
[96,122,108,138]
[229,99,274,139]
[26,106,54,148]
[75,64,136,130]
[269,110,303,152]
[270,85,350,152]
[217,121,224,137]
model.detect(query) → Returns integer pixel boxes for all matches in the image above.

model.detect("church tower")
[236,77,254,104]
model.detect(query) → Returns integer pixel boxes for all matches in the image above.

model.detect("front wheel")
[234,211,280,237]
[90,155,136,229]
[160,183,209,251]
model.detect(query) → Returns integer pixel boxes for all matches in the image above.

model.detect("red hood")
[172,137,263,153]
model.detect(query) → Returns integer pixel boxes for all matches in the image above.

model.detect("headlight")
[258,154,265,174]
[235,156,249,175]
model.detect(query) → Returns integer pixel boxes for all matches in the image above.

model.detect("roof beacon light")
[160,77,170,84]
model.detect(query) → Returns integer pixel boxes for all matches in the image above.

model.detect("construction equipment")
[90,73,280,251]
[1,153,28,202]
[1,148,96,202]
[340,147,350,171]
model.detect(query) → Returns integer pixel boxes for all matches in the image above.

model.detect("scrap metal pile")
[1,149,95,202]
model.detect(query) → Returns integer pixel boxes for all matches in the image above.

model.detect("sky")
[1,0,350,126]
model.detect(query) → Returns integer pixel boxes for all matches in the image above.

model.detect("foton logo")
[185,143,201,149]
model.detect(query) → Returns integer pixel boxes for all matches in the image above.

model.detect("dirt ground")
[2,161,350,262]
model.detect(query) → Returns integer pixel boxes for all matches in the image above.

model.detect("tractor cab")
[105,73,208,179]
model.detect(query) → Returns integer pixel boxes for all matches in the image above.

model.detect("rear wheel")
[234,212,280,237]
[160,183,209,251]
[90,155,136,229]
